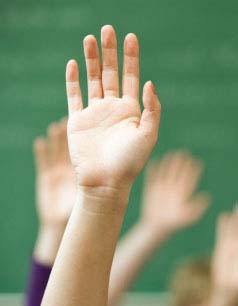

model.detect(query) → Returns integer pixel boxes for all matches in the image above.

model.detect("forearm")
[108,223,169,306]
[41,187,130,306]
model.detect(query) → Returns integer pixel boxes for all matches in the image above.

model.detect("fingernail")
[149,81,156,94]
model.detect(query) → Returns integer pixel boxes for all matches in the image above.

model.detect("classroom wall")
[0,0,238,292]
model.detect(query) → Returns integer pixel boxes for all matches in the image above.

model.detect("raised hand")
[33,119,76,265]
[41,26,161,306]
[140,151,211,238]
[107,151,210,305]
[66,25,161,192]
[34,119,76,228]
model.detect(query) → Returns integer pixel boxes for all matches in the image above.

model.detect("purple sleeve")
[25,258,52,306]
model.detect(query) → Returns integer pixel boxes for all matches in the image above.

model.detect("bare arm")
[109,152,211,306]
[109,223,168,306]
[41,187,130,306]
[41,25,161,306]
[26,120,76,306]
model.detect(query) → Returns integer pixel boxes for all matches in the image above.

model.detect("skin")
[41,25,161,306]
[209,210,238,306]
[33,119,76,265]
[140,152,210,235]
[33,124,210,304]
[108,151,210,306]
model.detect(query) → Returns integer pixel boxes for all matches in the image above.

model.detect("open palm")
[66,25,161,188]
[141,151,211,236]
[34,119,76,226]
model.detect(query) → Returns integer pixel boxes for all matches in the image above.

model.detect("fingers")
[35,120,71,172]
[33,137,48,172]
[139,81,161,135]
[160,151,190,182]
[48,123,61,166]
[47,120,71,167]
[83,35,103,102]
[66,60,83,115]
[82,26,140,102]
[122,33,139,101]
[186,192,211,223]
[101,25,119,97]
[157,151,203,198]
[176,154,204,196]
[155,153,176,180]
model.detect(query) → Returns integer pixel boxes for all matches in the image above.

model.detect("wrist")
[76,184,132,215]
[34,225,65,265]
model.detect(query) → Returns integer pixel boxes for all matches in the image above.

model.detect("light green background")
[0,0,237,292]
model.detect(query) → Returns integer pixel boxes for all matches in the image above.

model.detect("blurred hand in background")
[140,151,211,239]
[27,147,211,306]
[33,118,76,265]
[109,150,211,305]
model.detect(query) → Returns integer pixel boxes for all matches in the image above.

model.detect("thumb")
[139,81,161,138]
[185,192,211,224]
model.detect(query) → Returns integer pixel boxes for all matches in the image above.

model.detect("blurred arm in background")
[209,210,238,306]
[108,151,211,306]
[26,118,76,306]
[26,146,210,306]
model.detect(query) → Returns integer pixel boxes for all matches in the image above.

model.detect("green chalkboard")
[0,0,238,293]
